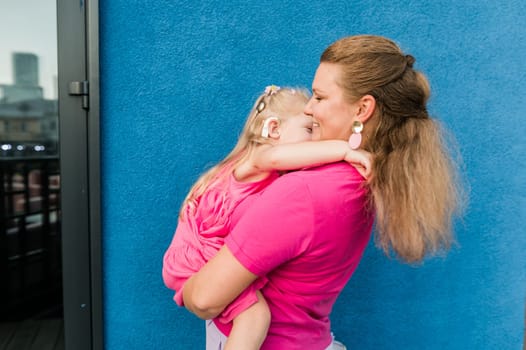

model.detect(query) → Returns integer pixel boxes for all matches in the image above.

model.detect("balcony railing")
[0,156,62,320]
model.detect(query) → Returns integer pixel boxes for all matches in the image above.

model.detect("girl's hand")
[344,149,373,179]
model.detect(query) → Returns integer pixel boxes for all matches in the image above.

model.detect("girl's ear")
[267,119,281,139]
[261,116,280,138]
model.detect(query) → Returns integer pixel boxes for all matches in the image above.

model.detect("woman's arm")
[183,245,258,320]
[254,140,372,177]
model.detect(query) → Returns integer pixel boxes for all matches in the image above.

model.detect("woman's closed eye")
[312,92,325,101]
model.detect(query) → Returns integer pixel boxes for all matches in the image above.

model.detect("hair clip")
[261,116,279,138]
[256,101,266,113]
[265,85,280,96]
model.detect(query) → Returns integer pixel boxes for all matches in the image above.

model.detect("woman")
[162,86,370,350]
[182,34,464,350]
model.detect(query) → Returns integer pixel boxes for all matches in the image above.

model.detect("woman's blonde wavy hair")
[180,87,310,220]
[321,35,466,263]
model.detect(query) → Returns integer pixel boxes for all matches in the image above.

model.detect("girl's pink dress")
[162,170,279,323]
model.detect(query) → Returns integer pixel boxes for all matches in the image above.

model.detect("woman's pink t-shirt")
[220,162,374,349]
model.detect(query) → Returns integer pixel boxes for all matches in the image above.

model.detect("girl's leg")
[224,291,270,350]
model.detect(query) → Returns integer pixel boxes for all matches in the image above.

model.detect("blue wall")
[100,1,526,349]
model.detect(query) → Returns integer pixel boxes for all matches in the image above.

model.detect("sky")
[0,0,57,99]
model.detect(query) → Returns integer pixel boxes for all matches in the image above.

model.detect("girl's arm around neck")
[254,140,372,177]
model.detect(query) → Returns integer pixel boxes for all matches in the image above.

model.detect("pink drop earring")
[348,120,363,149]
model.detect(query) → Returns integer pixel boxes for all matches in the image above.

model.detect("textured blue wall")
[100,1,526,349]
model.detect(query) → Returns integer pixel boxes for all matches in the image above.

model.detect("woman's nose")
[304,98,313,116]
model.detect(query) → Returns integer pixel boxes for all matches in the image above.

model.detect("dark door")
[0,1,64,348]
[0,0,102,349]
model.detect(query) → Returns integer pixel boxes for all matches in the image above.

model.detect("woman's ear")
[356,95,376,123]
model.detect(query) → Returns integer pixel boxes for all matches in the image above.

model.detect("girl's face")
[277,114,313,144]
[304,62,358,141]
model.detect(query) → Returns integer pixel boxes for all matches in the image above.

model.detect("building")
[0,53,44,103]
[0,53,57,157]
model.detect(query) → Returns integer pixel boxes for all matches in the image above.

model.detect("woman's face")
[304,62,358,141]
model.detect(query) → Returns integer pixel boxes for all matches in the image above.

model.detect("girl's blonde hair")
[180,86,310,219]
[321,35,466,263]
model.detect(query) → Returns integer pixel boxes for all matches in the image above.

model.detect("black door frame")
[57,0,102,349]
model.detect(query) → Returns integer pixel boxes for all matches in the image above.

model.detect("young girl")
[162,85,371,350]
